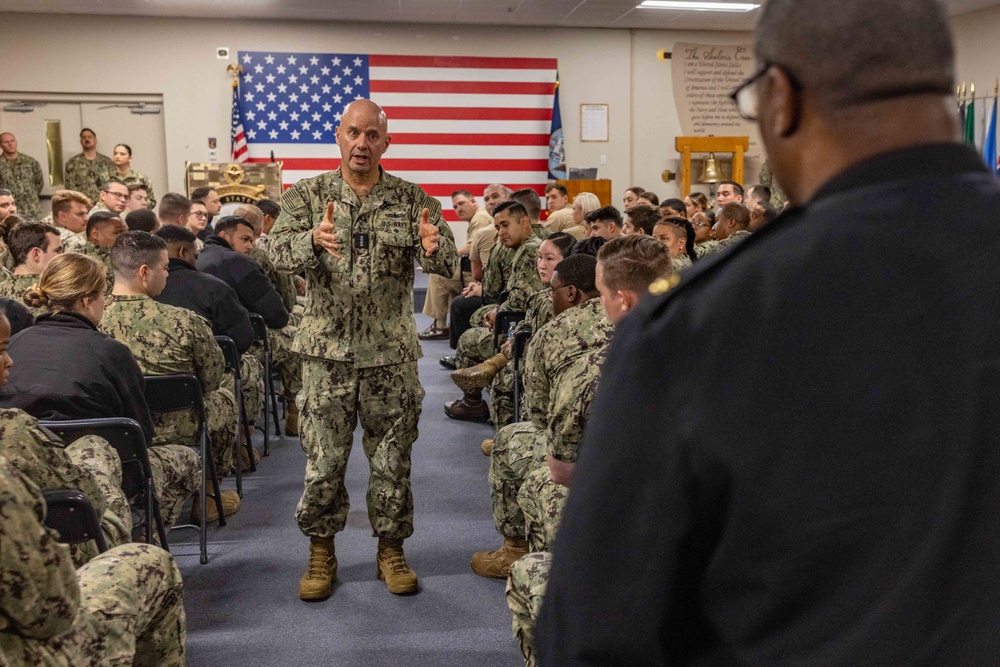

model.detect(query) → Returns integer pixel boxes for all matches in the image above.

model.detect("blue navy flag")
[548,81,566,180]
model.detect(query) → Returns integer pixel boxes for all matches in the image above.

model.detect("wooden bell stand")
[675,136,749,196]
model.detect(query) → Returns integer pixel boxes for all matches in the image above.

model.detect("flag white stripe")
[370,67,556,83]
[370,92,553,109]
[248,144,546,160]
[387,119,547,133]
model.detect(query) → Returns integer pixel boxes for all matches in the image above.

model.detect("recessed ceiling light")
[638,1,760,11]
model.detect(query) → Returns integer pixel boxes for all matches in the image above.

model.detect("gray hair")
[754,0,954,109]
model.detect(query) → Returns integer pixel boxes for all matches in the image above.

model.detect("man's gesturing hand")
[312,202,343,259]
[418,208,439,257]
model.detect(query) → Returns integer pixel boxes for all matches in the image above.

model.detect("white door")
[0,103,83,214]
[81,103,167,207]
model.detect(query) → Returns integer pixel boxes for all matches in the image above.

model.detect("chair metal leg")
[267,360,281,437]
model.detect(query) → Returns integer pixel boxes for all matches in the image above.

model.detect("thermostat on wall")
[217,47,230,59]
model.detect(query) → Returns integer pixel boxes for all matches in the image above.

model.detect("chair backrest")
[40,418,149,500]
[215,335,239,374]
[493,310,527,352]
[512,327,533,365]
[43,489,108,552]
[143,374,205,418]
[248,313,269,351]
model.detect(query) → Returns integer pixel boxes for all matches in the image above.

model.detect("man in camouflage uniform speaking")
[268,99,457,601]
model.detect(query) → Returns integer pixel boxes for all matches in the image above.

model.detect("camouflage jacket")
[0,409,107,530]
[503,237,543,313]
[547,347,606,462]
[52,223,86,251]
[266,167,457,367]
[521,297,614,429]
[482,242,514,302]
[0,270,43,317]
[0,154,43,220]
[759,160,788,209]
[532,223,551,240]
[64,153,115,203]
[672,253,693,273]
[697,229,751,257]
[250,238,296,312]
[0,456,80,652]
[87,202,111,218]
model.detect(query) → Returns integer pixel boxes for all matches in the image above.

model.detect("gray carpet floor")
[175,283,522,666]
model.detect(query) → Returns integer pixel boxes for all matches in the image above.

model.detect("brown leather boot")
[299,536,337,601]
[444,390,490,422]
[481,438,494,456]
[284,400,299,436]
[376,537,419,595]
[470,537,528,579]
[451,353,509,392]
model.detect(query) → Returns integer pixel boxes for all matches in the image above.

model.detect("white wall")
[954,5,1000,100]
[0,12,752,203]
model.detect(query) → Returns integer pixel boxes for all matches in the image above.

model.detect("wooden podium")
[557,179,613,207]
[674,136,749,197]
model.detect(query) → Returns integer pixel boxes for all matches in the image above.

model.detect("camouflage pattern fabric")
[100,294,233,478]
[489,288,555,426]
[521,298,613,431]
[672,253,693,273]
[295,357,424,540]
[0,153,43,220]
[114,169,156,209]
[531,223,550,240]
[64,153,115,204]
[502,237,543,313]
[759,160,788,209]
[62,232,88,253]
[76,243,115,291]
[267,324,302,400]
[146,445,200,531]
[0,459,186,666]
[456,326,494,370]
[696,229,751,258]
[250,239,297,312]
[488,421,546,540]
[0,409,130,566]
[482,242,513,302]
[505,551,551,667]
[0,270,44,317]
[519,466,568,554]
[266,166,457,367]
[240,352,264,426]
[86,202,111,218]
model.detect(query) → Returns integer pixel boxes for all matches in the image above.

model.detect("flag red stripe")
[381,107,552,121]
[371,80,555,95]
[250,157,548,171]
[370,55,558,70]
[390,133,550,146]
[279,180,545,198]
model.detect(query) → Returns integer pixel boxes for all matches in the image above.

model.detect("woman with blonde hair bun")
[3,251,201,530]
[566,192,601,240]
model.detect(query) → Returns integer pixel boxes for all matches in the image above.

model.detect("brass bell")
[697,153,724,184]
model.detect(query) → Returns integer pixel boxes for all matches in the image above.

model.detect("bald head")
[483,184,513,215]
[755,0,954,109]
[336,98,391,178]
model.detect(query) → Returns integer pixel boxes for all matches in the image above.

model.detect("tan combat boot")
[189,489,241,526]
[470,537,528,579]
[299,536,337,601]
[284,401,299,437]
[451,353,509,393]
[481,438,494,456]
[376,537,419,595]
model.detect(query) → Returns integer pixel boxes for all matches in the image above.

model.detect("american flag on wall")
[235,51,558,222]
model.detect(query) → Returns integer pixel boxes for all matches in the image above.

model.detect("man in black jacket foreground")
[538,0,1000,664]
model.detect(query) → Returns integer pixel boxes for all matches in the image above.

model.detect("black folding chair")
[41,417,168,549]
[493,310,527,353]
[512,326,533,421]
[144,373,224,565]
[249,312,279,448]
[458,254,472,289]
[43,489,109,553]
[216,336,256,495]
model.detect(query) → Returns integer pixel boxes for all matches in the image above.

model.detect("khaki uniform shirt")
[544,207,576,233]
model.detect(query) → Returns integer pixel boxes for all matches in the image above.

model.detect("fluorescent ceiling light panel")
[638,1,760,11]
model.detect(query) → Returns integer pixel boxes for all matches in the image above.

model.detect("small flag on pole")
[548,77,566,180]
[984,82,999,175]
[231,78,248,164]
[964,82,976,147]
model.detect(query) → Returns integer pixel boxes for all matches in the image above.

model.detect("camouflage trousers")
[147,445,201,530]
[295,357,424,540]
[240,353,265,427]
[489,362,516,427]
[505,551,551,667]
[518,466,569,553]
[268,325,303,399]
[489,422,546,540]
[470,303,492,328]
[152,386,237,475]
[0,543,186,667]
[457,326,494,369]
[66,436,133,566]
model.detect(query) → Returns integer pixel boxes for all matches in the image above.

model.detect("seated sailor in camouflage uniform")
[0,456,186,666]
[471,254,614,579]
[0,251,201,532]
[100,231,242,524]
[444,200,543,421]
[0,221,63,317]
[78,210,127,290]
[697,202,752,257]
[505,235,674,667]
